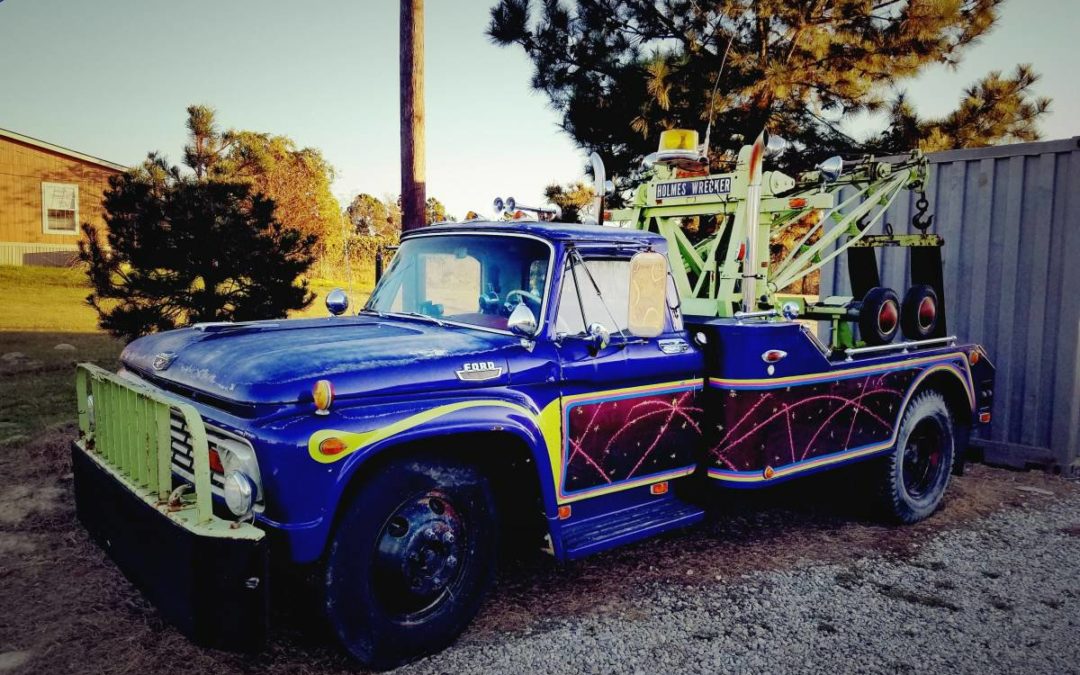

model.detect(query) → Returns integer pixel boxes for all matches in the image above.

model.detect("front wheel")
[324,457,496,669]
[872,390,956,523]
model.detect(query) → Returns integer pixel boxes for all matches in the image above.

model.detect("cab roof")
[411,220,666,247]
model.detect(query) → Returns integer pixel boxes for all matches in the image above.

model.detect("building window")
[41,182,79,234]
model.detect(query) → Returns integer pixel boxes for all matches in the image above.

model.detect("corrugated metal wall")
[820,137,1080,472]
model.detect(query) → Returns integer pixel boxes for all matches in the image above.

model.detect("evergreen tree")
[80,155,317,341]
[488,0,1050,180]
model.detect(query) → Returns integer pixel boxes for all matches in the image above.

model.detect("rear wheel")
[873,390,955,523]
[324,457,496,669]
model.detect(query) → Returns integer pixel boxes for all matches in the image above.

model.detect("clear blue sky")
[1,0,1076,219]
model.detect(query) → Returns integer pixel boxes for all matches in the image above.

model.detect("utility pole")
[400,0,425,232]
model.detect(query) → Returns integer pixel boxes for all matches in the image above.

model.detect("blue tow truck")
[71,130,995,668]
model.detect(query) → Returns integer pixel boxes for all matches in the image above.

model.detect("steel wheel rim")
[371,489,466,620]
[902,417,946,500]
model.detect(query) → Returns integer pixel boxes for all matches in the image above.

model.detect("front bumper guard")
[72,364,268,650]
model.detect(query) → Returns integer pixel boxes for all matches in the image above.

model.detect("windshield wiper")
[386,311,446,327]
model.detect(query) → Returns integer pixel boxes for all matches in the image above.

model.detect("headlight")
[223,471,256,517]
[213,437,262,497]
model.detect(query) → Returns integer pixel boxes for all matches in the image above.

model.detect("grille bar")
[76,364,212,524]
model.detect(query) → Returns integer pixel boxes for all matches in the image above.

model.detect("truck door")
[552,251,704,502]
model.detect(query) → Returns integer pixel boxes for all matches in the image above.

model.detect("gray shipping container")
[820,136,1080,474]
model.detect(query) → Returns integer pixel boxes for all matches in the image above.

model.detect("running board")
[560,496,705,560]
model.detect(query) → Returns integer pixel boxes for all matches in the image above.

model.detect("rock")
[1016,486,1054,497]
[0,651,31,672]
[0,352,25,361]
[53,343,76,351]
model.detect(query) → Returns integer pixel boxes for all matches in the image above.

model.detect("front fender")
[286,392,562,563]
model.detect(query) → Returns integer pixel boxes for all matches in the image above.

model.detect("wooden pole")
[400,0,425,232]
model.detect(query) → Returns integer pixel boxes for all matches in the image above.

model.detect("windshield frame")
[364,231,556,337]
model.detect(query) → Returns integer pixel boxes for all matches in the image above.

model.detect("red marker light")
[208,448,224,474]
[762,349,787,363]
[650,481,669,495]
[558,505,572,520]
[979,412,992,423]
[788,197,808,209]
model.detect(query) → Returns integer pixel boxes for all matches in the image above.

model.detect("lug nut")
[442,531,455,545]
[423,528,439,542]
[446,555,458,568]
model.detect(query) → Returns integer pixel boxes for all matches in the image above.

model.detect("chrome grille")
[169,411,243,495]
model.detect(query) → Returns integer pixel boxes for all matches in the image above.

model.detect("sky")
[1,0,1077,220]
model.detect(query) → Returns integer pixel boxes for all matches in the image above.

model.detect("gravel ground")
[399,488,1080,675]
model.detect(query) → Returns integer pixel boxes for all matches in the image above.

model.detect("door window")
[555,258,632,336]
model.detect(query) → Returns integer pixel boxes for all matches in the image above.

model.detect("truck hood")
[121,315,517,405]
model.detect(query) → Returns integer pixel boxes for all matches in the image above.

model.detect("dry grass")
[0,264,372,332]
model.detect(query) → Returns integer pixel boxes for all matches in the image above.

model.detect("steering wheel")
[502,289,542,316]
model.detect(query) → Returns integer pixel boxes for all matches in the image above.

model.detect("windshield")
[365,234,552,332]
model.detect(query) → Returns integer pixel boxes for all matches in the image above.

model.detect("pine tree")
[488,0,1050,180]
[80,155,317,340]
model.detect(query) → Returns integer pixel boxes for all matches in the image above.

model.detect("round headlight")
[223,471,256,517]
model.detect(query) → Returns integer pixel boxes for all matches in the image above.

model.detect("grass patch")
[0,332,122,445]
[0,264,373,330]
[0,265,102,332]
[0,265,371,442]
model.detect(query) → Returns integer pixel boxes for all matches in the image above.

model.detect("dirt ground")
[0,417,1075,674]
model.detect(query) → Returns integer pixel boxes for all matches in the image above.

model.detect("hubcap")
[902,418,946,500]
[918,296,936,330]
[372,490,465,618]
[878,300,899,334]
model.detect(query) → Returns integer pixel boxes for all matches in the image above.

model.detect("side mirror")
[627,251,667,338]
[507,303,537,337]
[587,322,610,354]
[326,288,349,316]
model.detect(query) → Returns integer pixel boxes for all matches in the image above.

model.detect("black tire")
[873,390,956,523]
[858,287,901,346]
[900,284,939,340]
[324,456,497,669]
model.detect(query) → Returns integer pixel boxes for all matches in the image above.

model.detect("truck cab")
[72,219,994,668]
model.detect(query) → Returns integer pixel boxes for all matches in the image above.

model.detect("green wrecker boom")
[604,129,939,349]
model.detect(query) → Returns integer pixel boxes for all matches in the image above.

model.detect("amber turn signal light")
[319,437,348,456]
[313,379,334,415]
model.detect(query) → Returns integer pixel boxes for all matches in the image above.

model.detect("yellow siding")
[0,136,122,245]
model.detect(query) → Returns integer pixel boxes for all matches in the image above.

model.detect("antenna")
[701,33,735,162]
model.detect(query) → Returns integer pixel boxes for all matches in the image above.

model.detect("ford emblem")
[152,352,176,371]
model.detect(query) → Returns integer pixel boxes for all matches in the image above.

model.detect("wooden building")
[0,128,126,266]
